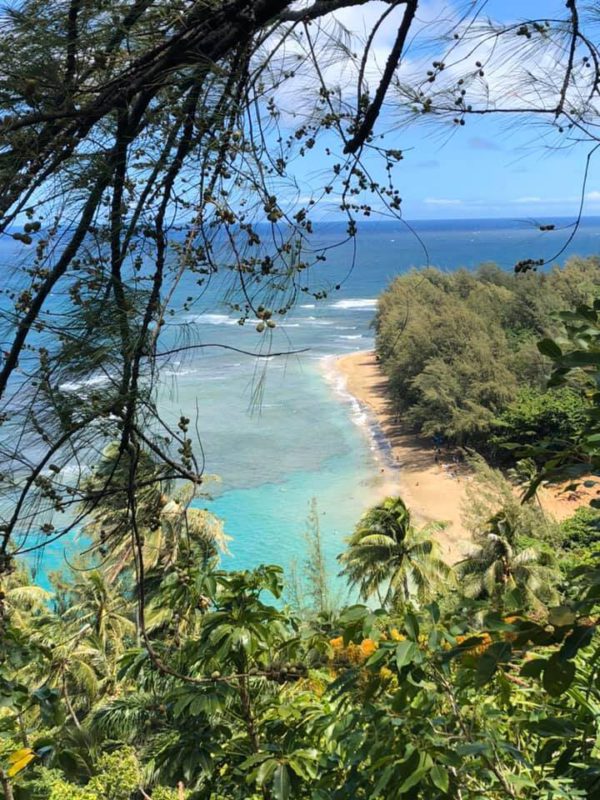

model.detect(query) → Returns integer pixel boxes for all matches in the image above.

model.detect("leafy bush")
[375,258,600,448]
[25,750,140,800]
[560,507,600,551]
[493,386,588,451]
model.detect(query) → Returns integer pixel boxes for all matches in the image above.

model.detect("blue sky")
[282,0,600,220]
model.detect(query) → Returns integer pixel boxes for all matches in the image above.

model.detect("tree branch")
[345,0,417,154]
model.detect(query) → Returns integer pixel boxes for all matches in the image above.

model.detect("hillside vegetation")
[374,258,600,451]
[3,306,600,798]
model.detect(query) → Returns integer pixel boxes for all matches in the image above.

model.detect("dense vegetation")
[374,258,600,452]
[1,485,599,798]
[2,1,600,798]
[2,311,600,798]
[2,0,599,566]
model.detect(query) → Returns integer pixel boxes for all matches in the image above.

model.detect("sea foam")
[330,298,377,310]
[187,313,238,325]
[59,375,111,392]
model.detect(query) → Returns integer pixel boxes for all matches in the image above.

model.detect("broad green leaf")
[527,717,577,738]
[548,605,577,627]
[537,338,562,359]
[560,625,594,660]
[365,647,388,667]
[339,605,368,623]
[426,601,440,623]
[255,758,277,786]
[398,767,429,794]
[371,763,395,796]
[404,612,420,641]
[520,658,546,678]
[288,749,319,780]
[561,351,600,367]
[272,763,291,800]
[543,654,576,696]
[395,640,418,670]
[430,765,449,793]
[506,773,537,789]
[456,742,491,757]
[475,641,511,686]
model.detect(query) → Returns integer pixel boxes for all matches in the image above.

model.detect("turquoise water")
[156,218,600,587]
[158,353,391,592]
[17,217,600,585]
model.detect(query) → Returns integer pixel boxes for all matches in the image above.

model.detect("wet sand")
[334,350,473,563]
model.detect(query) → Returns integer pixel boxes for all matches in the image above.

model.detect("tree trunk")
[1,773,14,800]
[238,676,271,800]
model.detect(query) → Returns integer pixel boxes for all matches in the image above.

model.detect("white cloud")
[514,194,590,206]
[424,197,462,205]
[515,196,543,204]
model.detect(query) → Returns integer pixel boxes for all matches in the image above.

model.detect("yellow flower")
[502,616,519,642]
[456,632,492,657]
[330,636,343,650]
[360,638,378,658]
[390,628,405,642]
[346,643,363,664]
[471,634,492,656]
[379,666,394,681]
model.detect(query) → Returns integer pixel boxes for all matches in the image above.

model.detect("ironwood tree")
[0,0,598,580]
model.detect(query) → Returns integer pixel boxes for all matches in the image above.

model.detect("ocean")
[18,217,600,592]
[157,217,600,598]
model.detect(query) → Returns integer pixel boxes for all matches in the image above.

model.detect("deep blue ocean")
[15,217,600,594]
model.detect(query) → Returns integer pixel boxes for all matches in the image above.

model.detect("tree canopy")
[375,258,600,448]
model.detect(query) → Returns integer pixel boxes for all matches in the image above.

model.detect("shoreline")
[326,350,473,564]
[327,350,597,564]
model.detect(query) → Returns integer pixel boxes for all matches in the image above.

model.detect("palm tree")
[63,570,135,651]
[456,510,560,610]
[2,566,52,628]
[32,571,135,715]
[82,444,229,581]
[339,497,449,607]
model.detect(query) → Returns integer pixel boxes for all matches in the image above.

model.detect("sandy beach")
[334,350,473,563]
[333,350,596,564]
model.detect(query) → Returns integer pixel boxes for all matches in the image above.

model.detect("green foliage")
[152,788,189,800]
[462,456,562,547]
[559,506,600,551]
[287,499,333,616]
[2,519,600,800]
[86,749,140,800]
[553,495,600,571]
[375,259,600,447]
[339,496,449,607]
[493,386,588,451]
[456,510,561,610]
[518,299,600,496]
[302,499,332,615]
[2,1,600,797]
[5,312,600,799]
[26,749,140,800]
